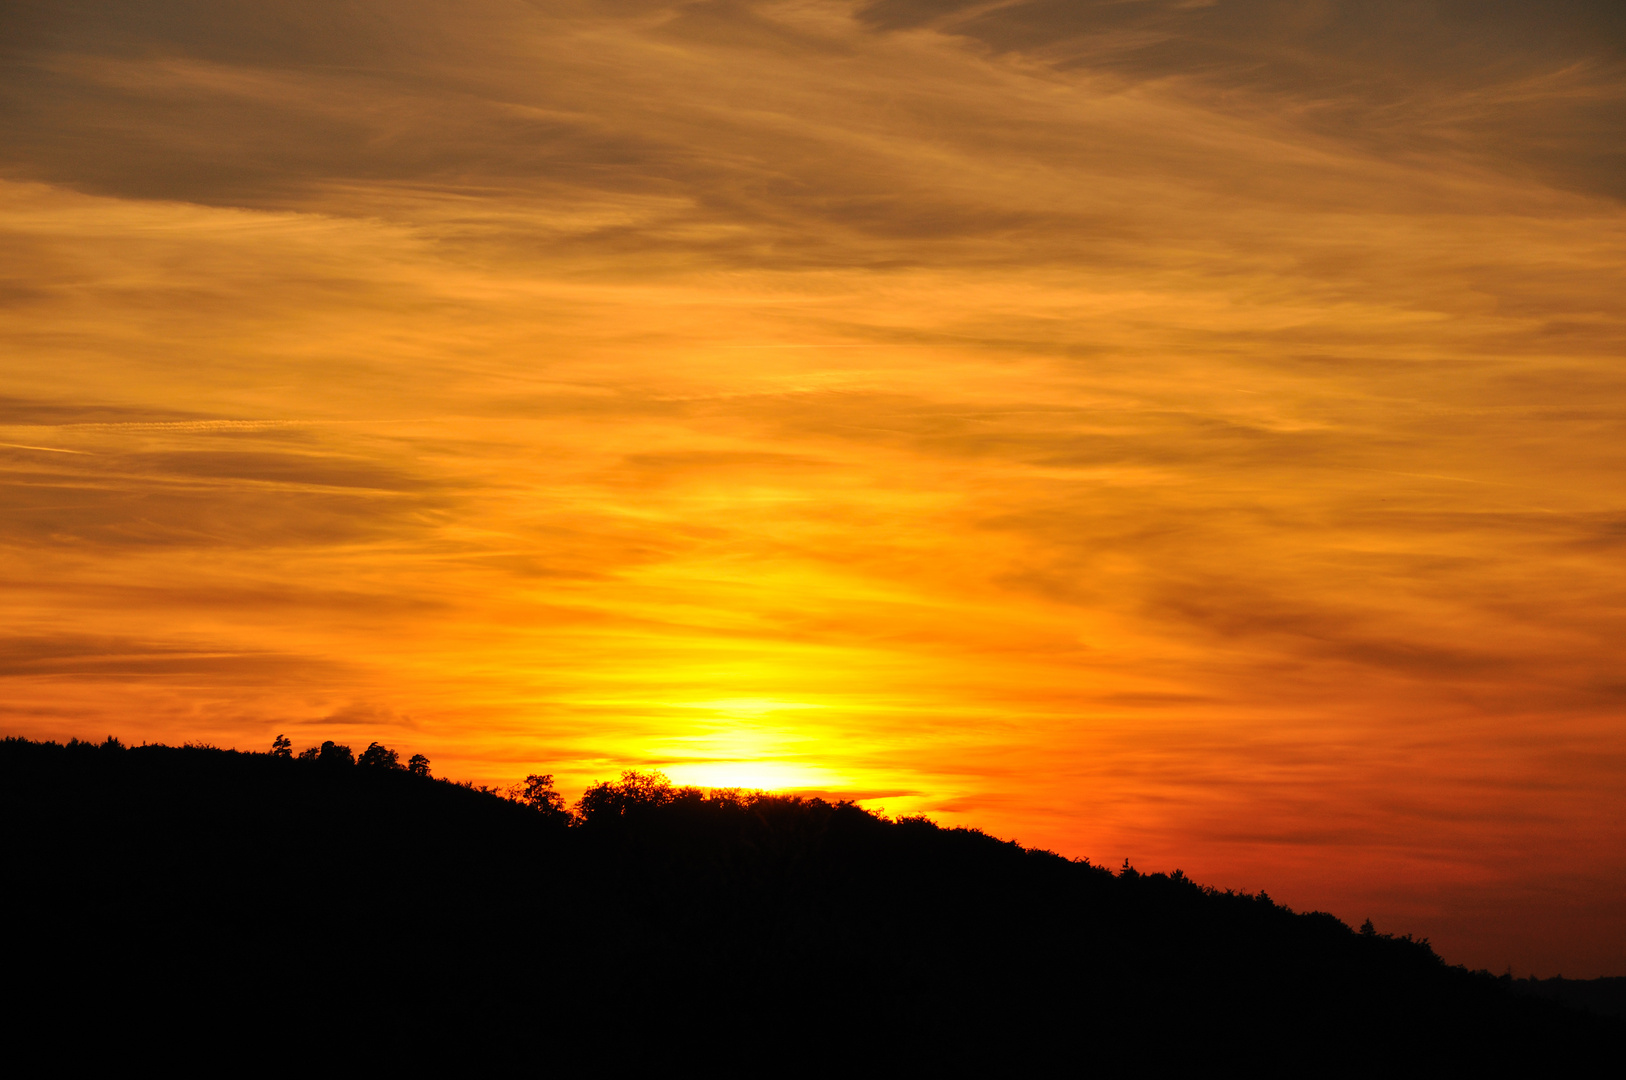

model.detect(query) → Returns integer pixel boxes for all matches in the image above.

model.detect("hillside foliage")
[3,735,1614,1067]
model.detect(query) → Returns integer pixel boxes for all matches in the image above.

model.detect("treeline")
[270,734,432,777]
[3,734,1616,1068]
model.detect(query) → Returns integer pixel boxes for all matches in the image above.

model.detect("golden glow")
[2,0,1624,977]
[664,762,847,793]
[634,699,847,791]
[669,699,827,719]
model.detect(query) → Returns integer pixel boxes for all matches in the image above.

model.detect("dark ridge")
[3,735,1616,1068]
[1509,974,1626,1020]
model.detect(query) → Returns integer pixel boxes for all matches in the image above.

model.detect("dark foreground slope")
[3,738,1614,1069]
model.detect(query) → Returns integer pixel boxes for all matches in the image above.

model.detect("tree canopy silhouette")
[2,734,1615,1069]
[358,741,400,769]
[512,772,570,822]
[577,768,693,821]
[296,739,354,765]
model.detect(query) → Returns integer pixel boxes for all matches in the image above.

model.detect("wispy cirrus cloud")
[1,0,1624,976]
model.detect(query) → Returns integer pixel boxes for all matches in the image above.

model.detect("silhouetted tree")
[513,773,570,822]
[406,753,430,777]
[577,769,697,822]
[270,734,293,759]
[358,742,400,769]
[297,740,354,765]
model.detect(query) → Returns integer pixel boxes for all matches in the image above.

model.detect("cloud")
[0,632,341,680]
[0,395,203,425]
[15,0,1614,282]
[2,0,1625,976]
[0,423,453,551]
[859,0,1626,200]
[313,701,415,729]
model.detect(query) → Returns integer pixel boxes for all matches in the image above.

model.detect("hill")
[3,735,1615,1069]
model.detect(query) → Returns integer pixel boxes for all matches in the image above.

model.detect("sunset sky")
[3,1,1624,976]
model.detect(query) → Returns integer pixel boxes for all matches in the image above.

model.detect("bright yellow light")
[650,700,845,791]
[670,698,826,718]
[662,760,847,793]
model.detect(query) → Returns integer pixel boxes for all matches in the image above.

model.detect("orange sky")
[3,1,1624,976]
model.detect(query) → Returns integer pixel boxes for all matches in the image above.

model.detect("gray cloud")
[0,405,455,550]
[8,0,1612,288]
[860,0,1626,200]
[312,700,416,729]
[133,449,429,490]
[0,395,203,426]
[0,632,340,679]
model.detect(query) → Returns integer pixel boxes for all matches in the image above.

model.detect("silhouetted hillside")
[4,736,1615,1069]
[1509,974,1626,1020]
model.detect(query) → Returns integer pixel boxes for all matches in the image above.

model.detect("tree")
[512,773,570,822]
[270,734,293,759]
[576,769,699,823]
[407,753,430,777]
[358,742,400,769]
[298,740,354,765]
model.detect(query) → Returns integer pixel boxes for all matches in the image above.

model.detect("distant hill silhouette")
[1508,974,1626,1021]
[4,735,1616,1069]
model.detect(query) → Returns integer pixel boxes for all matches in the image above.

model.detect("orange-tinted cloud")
[2,1,1623,975]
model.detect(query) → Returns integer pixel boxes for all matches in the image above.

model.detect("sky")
[3,1,1624,976]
